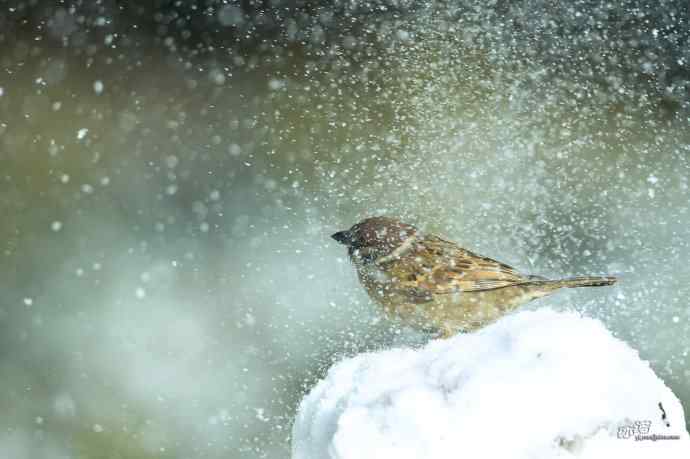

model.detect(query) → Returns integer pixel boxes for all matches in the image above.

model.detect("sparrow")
[332,216,617,337]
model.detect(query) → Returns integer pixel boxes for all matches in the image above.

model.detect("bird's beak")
[331,230,353,245]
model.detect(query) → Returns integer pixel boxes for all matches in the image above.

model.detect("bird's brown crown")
[332,217,417,261]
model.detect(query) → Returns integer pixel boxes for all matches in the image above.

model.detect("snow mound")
[292,309,689,459]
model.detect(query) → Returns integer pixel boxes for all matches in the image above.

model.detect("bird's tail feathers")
[557,276,617,288]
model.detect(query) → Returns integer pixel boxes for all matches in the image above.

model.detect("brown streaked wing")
[391,235,530,294]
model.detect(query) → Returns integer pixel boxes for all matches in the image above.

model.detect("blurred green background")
[1,1,689,458]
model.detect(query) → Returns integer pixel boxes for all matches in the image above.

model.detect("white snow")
[292,309,689,459]
[93,80,104,94]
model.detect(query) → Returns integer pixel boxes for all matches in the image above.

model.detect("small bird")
[332,216,617,337]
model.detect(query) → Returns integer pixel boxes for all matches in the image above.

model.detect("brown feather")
[382,235,529,294]
[333,217,617,336]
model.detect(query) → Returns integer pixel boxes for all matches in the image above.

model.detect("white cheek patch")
[371,269,391,283]
[362,264,391,284]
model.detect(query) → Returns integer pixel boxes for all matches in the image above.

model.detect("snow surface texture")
[292,309,690,459]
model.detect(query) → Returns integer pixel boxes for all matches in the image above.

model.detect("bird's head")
[331,217,417,263]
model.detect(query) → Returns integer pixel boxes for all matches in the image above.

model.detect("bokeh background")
[1,1,689,458]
